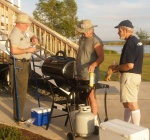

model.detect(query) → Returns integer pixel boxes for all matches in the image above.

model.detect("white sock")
[94,115,99,127]
[124,108,131,122]
[131,110,141,126]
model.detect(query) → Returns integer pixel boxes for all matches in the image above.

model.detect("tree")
[33,0,78,38]
[63,0,78,38]
[136,29,150,45]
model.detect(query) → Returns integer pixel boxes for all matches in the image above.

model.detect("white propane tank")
[75,106,94,137]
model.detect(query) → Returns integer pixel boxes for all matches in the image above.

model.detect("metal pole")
[6,39,20,121]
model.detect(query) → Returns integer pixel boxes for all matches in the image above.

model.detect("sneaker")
[19,118,26,123]
[93,126,99,135]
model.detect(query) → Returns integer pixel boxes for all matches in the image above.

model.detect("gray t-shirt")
[76,34,103,82]
[9,27,34,59]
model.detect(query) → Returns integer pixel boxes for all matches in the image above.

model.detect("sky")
[18,0,150,41]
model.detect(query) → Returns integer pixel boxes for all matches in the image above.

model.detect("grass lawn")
[99,53,150,81]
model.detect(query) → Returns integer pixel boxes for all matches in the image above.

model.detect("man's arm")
[10,45,36,55]
[116,63,134,71]
[110,63,134,72]
[10,35,38,55]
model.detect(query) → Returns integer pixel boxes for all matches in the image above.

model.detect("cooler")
[31,107,51,126]
[100,119,149,140]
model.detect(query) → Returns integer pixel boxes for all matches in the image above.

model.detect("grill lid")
[42,51,76,79]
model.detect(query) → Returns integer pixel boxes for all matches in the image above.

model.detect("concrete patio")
[0,81,150,140]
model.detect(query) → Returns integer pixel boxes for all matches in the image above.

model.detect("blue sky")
[19,0,150,41]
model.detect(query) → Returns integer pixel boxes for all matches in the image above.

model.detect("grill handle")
[56,51,67,59]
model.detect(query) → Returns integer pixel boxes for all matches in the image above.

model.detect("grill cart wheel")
[67,132,74,140]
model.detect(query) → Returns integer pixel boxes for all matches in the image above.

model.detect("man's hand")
[109,65,118,72]
[26,46,36,54]
[31,36,39,45]
[105,65,119,81]
[88,65,95,72]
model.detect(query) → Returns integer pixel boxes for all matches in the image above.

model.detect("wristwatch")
[26,50,28,54]
[115,65,118,70]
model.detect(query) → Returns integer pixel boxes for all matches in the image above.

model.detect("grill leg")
[66,101,76,140]
[104,88,108,122]
[98,113,101,124]
[65,114,69,126]
[46,82,55,130]
[46,103,54,130]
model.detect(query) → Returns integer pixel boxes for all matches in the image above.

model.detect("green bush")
[0,124,29,140]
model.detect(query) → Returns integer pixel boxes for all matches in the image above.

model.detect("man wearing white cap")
[9,13,38,122]
[112,20,144,126]
[75,20,104,135]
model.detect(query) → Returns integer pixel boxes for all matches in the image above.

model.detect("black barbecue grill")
[42,51,76,80]
[41,51,109,140]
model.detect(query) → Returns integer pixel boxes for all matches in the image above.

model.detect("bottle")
[89,72,95,87]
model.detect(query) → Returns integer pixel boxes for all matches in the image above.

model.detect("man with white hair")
[9,13,38,123]
[112,20,144,125]
[75,19,104,135]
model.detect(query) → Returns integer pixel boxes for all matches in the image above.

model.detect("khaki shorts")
[120,73,141,103]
